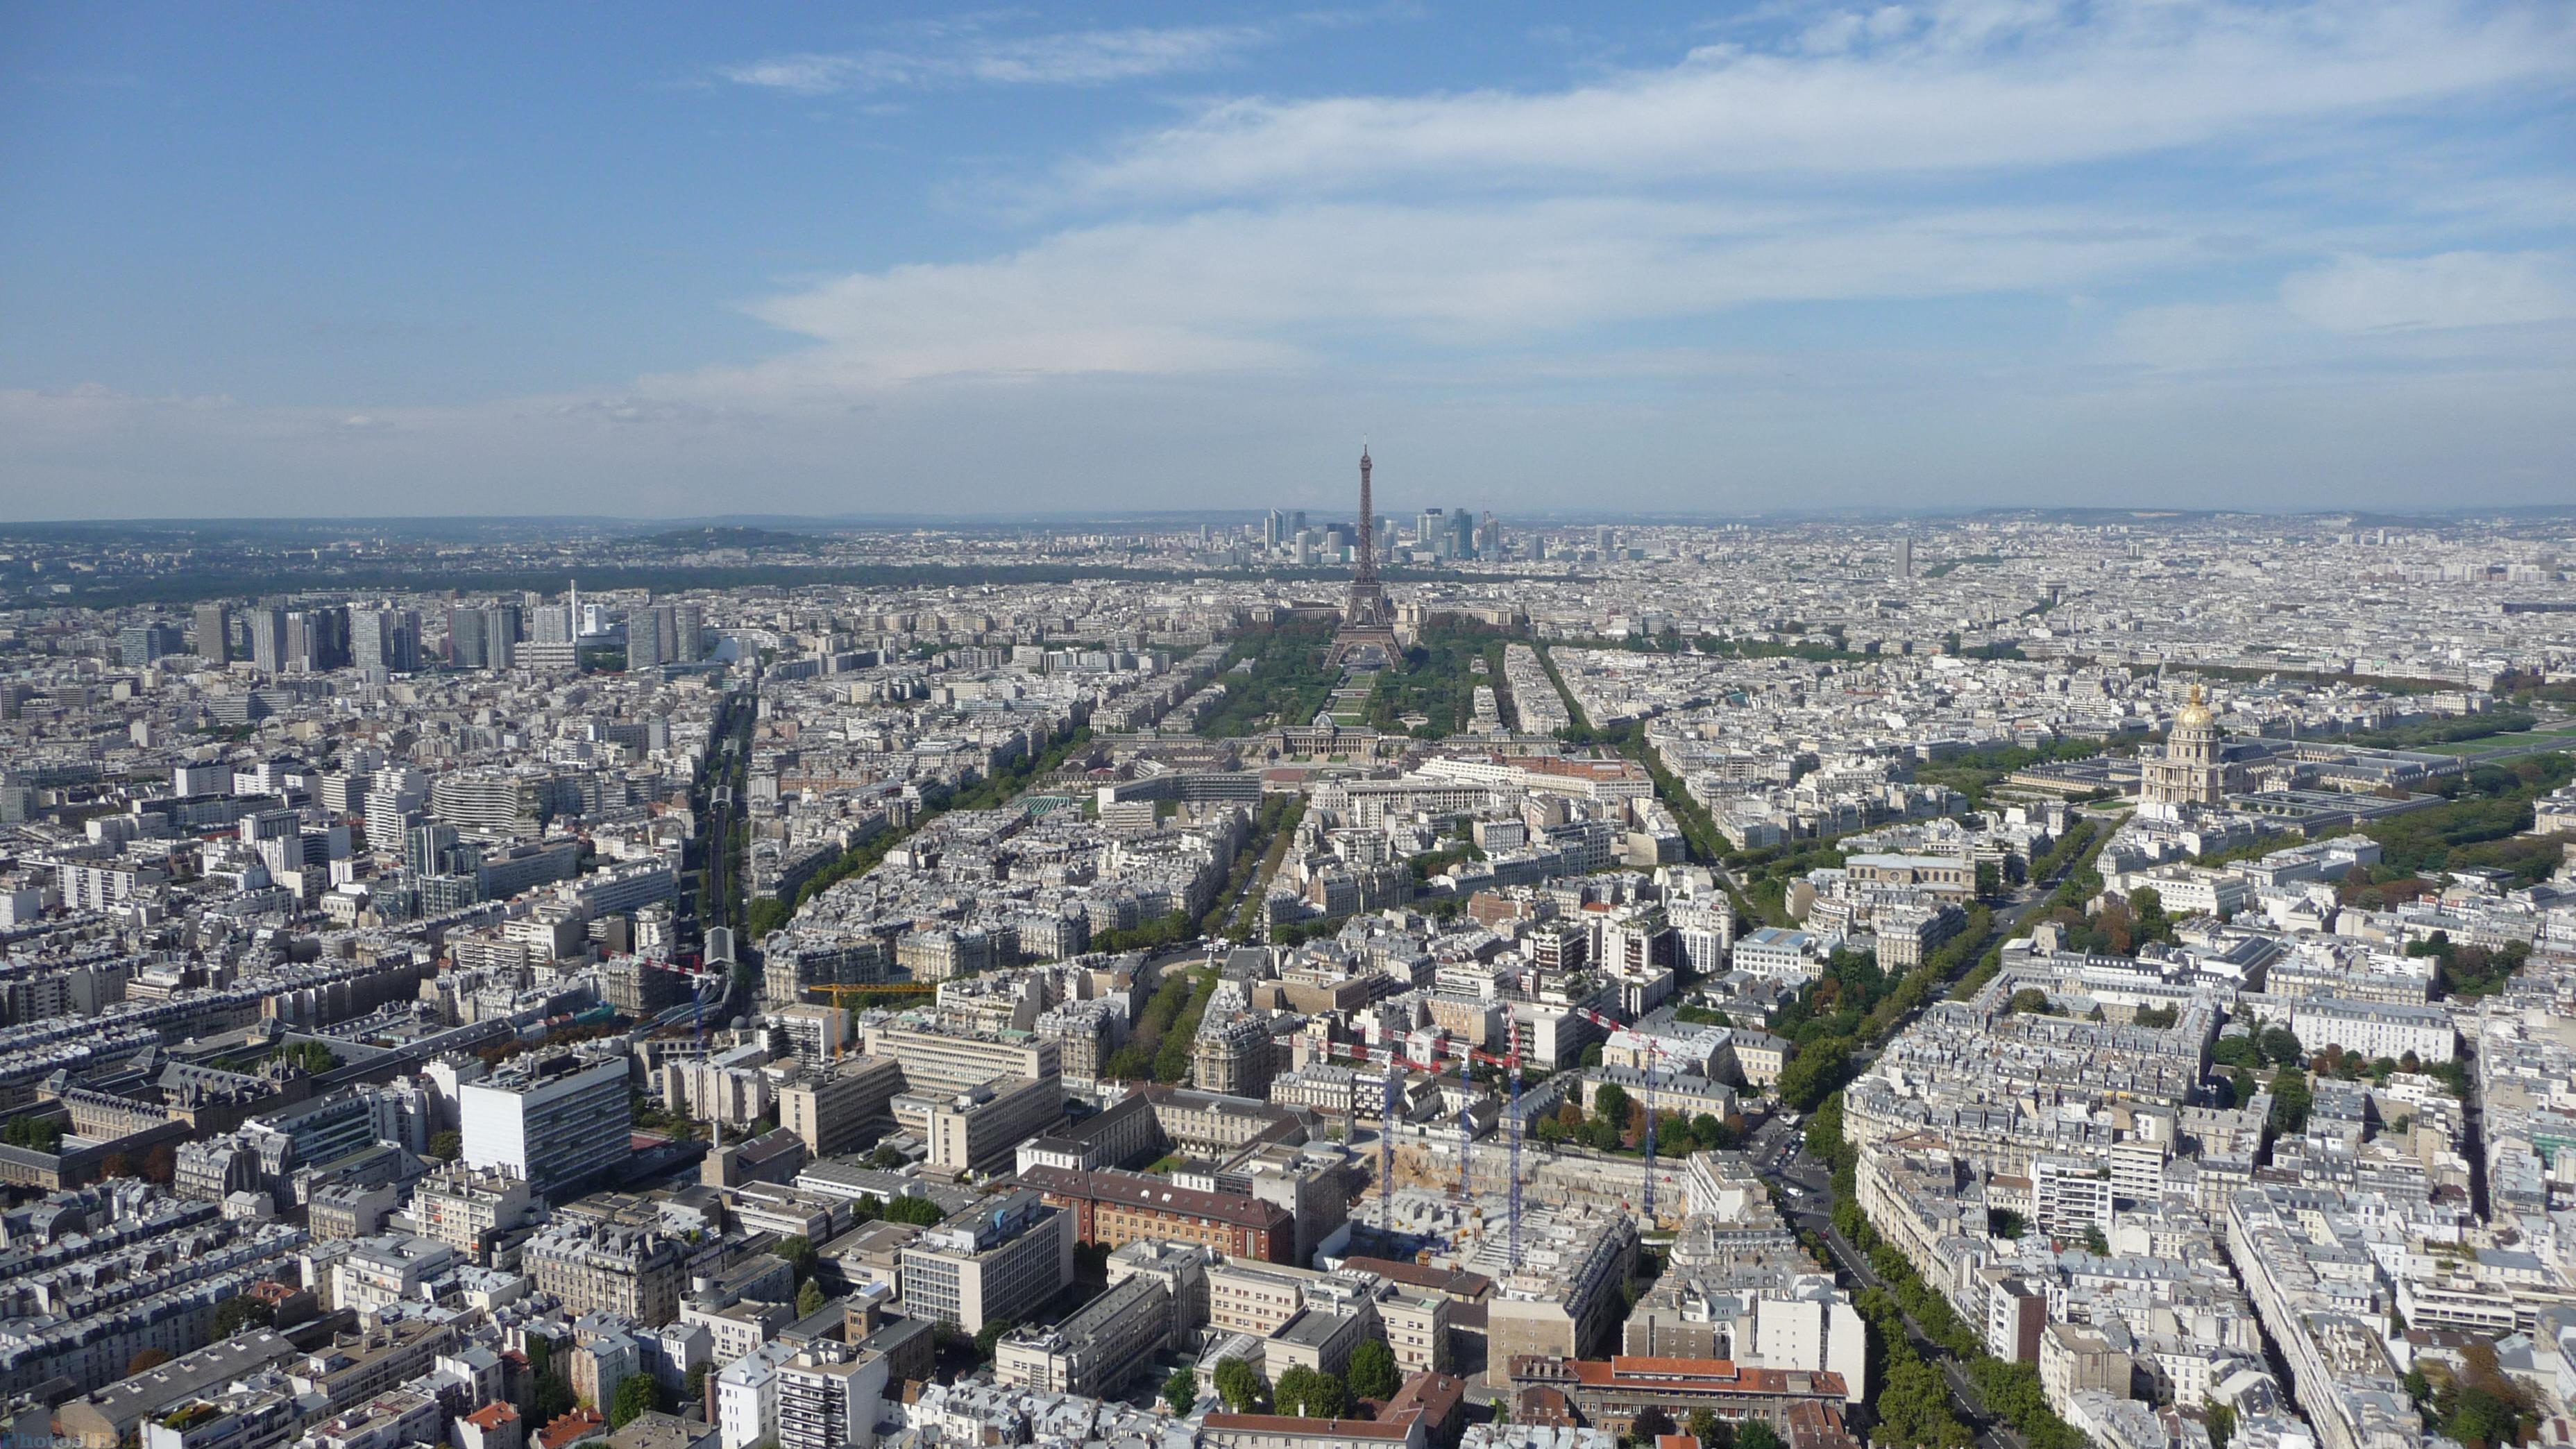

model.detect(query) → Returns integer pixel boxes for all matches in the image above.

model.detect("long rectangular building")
[459,1050,630,1200]
[1506,1355,1852,1439]
[57,1330,302,1448]
[861,1022,1058,1097]
[898,1189,1074,1334]
[1016,1164,1294,1262]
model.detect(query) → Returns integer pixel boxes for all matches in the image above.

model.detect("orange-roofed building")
[1505,1356,1850,1440]
[1200,1414,1422,1449]
[459,1403,523,1449]
[535,1407,607,1449]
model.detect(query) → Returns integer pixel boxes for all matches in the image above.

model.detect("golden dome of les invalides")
[2175,683,2214,729]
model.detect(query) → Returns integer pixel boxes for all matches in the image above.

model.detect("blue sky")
[3,1,2571,519]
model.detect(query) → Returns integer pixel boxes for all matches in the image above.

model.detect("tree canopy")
[1347,1339,1401,1402]
[1213,1357,1268,1412]
[610,1374,657,1430]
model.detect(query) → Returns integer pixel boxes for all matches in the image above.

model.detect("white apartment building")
[777,1353,889,1449]
[1731,926,1829,983]
[2285,997,2456,1065]
[459,1051,631,1199]
[402,1164,536,1262]
[717,1341,802,1449]
[330,1235,457,1319]
[2032,1155,2116,1239]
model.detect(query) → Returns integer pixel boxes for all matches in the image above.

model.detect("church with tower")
[2140,684,2229,815]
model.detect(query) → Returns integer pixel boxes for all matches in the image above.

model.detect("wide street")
[1757,1118,2026,1449]
[1718,816,2122,1449]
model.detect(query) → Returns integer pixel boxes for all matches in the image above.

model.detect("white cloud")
[1070,0,2570,196]
[718,24,1273,94]
[688,198,2199,396]
[2103,254,2576,375]
[690,0,2567,405]
[965,27,1271,85]
[547,396,740,427]
[717,55,855,95]
[2280,251,2576,332]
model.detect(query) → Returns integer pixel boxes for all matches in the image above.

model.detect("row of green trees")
[1362,619,1514,737]
[744,726,1096,939]
[2359,754,2573,883]
[1101,965,1219,1083]
[1271,917,1350,946]
[1183,1340,1405,1418]
[1090,910,1197,954]
[1949,822,2109,1001]
[1151,969,1223,1081]
[2334,710,2540,750]
[1528,645,1744,924]
[1228,797,1306,939]
[1807,1099,2091,1449]
[1189,792,1316,941]
[1771,905,1994,1111]
[1532,1086,1741,1156]
[1910,738,2112,809]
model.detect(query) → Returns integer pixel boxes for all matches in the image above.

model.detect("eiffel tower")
[1328,445,1398,666]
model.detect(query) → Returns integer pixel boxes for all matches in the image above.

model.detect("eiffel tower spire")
[1355,445,1377,586]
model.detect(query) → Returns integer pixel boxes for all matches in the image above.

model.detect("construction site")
[1357,1128,1686,1261]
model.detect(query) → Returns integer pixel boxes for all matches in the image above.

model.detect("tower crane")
[1561,1003,1670,1226]
[802,982,939,1058]
[634,954,720,1049]
[1313,1028,1532,1265]
[1642,1035,1663,1225]
[1308,1037,1444,1243]
[1456,1028,1529,1268]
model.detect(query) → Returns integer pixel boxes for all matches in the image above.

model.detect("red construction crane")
[1309,1037,1445,1244]
[634,954,721,1048]
[1316,1029,1534,1266]
[1560,1005,1668,1225]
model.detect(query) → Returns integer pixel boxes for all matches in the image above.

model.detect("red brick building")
[1016,1164,1293,1262]
[1505,1357,1854,1444]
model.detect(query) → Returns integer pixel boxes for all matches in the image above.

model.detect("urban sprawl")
[4,486,2576,1449]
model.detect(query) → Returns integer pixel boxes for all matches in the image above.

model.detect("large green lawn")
[2412,726,2576,756]
[1196,620,1341,737]
[1362,617,1514,738]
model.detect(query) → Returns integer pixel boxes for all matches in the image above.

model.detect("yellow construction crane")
[803,982,935,1058]
[804,983,935,1004]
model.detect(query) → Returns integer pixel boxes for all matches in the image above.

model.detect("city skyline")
[2,453,2574,1449]
[6,0,2573,519]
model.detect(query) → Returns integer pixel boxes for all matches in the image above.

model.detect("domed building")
[2141,684,2227,811]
